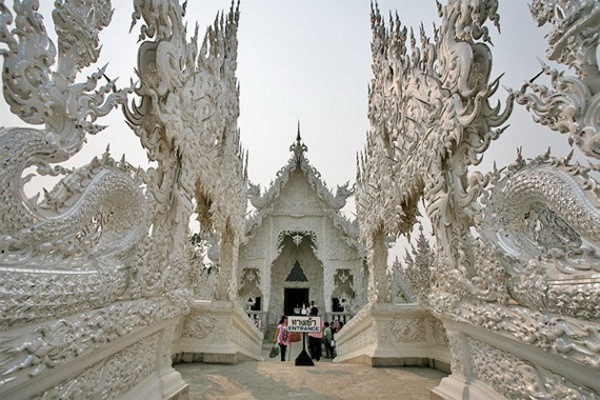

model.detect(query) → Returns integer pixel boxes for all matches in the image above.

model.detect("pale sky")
[1,1,577,212]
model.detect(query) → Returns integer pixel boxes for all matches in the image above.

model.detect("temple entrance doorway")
[284,288,309,316]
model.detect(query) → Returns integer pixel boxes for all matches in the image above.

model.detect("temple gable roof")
[245,128,360,250]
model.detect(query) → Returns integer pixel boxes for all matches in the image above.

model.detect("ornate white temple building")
[238,130,367,327]
[1,0,599,399]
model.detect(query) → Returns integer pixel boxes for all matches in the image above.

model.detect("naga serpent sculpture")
[0,1,149,328]
[481,152,600,320]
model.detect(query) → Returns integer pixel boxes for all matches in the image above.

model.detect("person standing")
[323,321,334,358]
[273,316,290,362]
[307,308,323,361]
[332,318,340,333]
[309,301,318,316]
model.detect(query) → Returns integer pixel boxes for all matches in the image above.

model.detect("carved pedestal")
[334,303,450,371]
[432,319,600,400]
[173,300,263,364]
[0,299,188,400]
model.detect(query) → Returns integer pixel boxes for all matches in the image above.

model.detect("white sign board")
[287,316,321,333]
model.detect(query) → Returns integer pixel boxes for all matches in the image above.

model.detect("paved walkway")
[174,338,447,400]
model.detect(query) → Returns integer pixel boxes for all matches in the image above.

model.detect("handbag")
[269,343,280,358]
[330,339,336,348]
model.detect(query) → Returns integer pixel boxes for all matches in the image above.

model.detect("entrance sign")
[287,316,321,333]
[288,316,319,366]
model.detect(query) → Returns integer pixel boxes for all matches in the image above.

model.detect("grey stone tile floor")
[174,340,447,399]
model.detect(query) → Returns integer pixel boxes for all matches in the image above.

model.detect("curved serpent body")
[0,127,149,327]
[482,160,600,319]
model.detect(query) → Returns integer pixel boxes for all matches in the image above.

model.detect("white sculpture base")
[0,299,188,400]
[173,300,264,364]
[125,368,189,400]
[432,375,507,400]
[431,319,600,400]
[334,303,450,371]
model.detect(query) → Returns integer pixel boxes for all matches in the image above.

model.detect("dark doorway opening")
[284,288,309,316]
[332,297,345,312]
[250,296,261,311]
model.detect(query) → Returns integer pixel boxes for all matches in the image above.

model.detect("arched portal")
[269,233,323,324]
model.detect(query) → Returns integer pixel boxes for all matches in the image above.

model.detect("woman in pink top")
[273,316,291,361]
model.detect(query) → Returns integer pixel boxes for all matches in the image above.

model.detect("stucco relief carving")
[391,316,426,342]
[274,228,329,276]
[445,329,465,377]
[277,231,318,250]
[274,174,323,215]
[429,318,449,347]
[332,269,357,305]
[335,303,446,366]
[469,337,598,400]
[238,268,262,303]
[183,314,216,339]
[453,300,600,368]
[0,296,186,387]
[32,332,160,400]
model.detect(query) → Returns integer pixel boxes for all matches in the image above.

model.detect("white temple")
[0,0,599,399]
[239,129,366,328]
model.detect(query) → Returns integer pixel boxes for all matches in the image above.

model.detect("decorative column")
[365,228,391,304]
[213,227,239,301]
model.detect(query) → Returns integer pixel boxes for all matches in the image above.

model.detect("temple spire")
[296,120,302,142]
[290,120,307,158]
